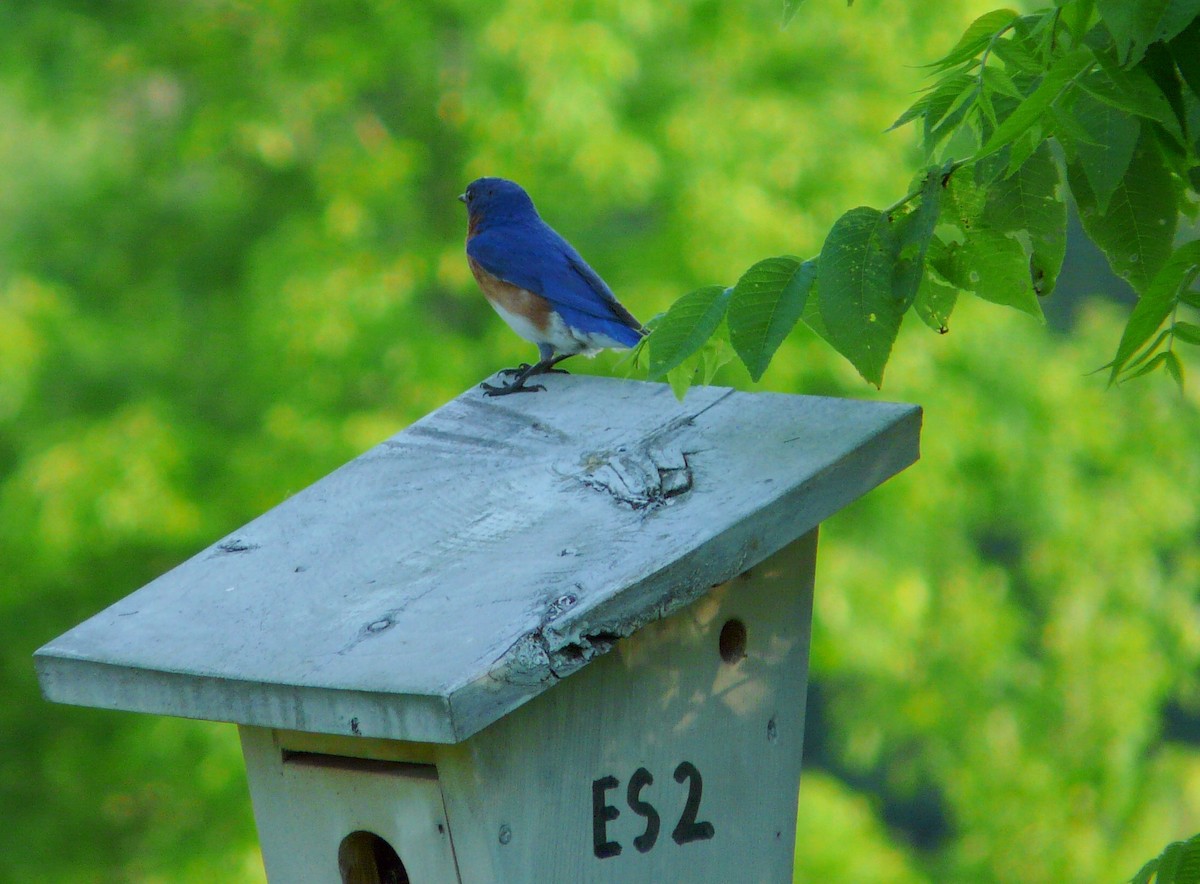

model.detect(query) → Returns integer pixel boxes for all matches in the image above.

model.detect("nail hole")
[718,619,747,664]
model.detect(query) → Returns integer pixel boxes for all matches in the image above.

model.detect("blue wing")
[467,221,643,346]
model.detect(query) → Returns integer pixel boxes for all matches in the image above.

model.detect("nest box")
[36,377,920,883]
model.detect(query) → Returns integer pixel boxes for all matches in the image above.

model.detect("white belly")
[490,300,615,356]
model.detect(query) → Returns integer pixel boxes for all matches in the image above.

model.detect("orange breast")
[468,258,552,333]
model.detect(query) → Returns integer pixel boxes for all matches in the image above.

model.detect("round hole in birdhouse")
[338,830,409,884]
[718,618,747,663]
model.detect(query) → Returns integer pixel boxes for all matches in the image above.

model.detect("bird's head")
[459,177,539,229]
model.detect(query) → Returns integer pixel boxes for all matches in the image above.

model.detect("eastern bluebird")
[459,177,644,396]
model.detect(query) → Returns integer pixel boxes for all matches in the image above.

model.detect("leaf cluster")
[648,0,1200,392]
[1130,832,1200,884]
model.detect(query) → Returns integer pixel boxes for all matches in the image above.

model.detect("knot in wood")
[577,443,693,510]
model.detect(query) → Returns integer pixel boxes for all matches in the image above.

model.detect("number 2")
[671,761,715,845]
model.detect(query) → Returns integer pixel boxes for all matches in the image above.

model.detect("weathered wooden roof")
[36,376,920,743]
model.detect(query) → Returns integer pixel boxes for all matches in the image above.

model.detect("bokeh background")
[3,0,1200,880]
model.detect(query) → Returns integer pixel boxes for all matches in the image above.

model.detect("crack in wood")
[502,625,628,684]
[491,590,641,685]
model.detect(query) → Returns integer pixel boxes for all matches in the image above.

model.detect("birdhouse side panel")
[240,727,462,883]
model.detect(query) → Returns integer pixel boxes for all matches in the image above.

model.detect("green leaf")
[1178,831,1200,881]
[1126,833,1200,884]
[924,9,1020,71]
[942,116,984,163]
[1130,857,1159,884]
[782,0,805,27]
[991,32,1042,75]
[647,285,731,378]
[700,333,734,385]
[1128,834,1200,884]
[1125,328,1173,372]
[1175,320,1200,344]
[1064,0,1098,41]
[978,47,1095,160]
[914,244,959,332]
[977,86,999,127]
[983,63,1025,100]
[1068,87,1142,213]
[617,312,658,375]
[665,359,696,400]
[1169,16,1200,98]
[1122,350,1170,380]
[983,142,1067,296]
[1165,349,1185,388]
[1097,0,1200,65]
[902,73,974,135]
[1006,126,1046,176]
[890,73,979,135]
[938,228,1044,318]
[727,256,815,381]
[889,94,931,133]
[1141,43,1187,140]
[1080,62,1185,145]
[1106,239,1200,381]
[890,78,954,132]
[1069,131,1178,293]
[817,206,904,387]
[943,165,987,230]
[664,324,736,399]
[1050,105,1101,160]
[926,85,978,155]
[892,168,945,307]
[801,277,831,340]
[1156,836,1186,881]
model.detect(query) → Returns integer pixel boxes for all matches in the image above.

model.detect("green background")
[2,0,1199,880]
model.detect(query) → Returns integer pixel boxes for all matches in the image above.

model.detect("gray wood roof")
[36,376,920,743]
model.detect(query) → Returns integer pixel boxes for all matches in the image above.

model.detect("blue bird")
[460,177,644,396]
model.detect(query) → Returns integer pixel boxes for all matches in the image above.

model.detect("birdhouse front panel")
[435,533,817,883]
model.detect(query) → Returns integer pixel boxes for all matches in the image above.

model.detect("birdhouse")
[36,377,920,883]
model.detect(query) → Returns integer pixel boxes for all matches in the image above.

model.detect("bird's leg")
[498,351,573,378]
[525,353,573,376]
[481,353,573,396]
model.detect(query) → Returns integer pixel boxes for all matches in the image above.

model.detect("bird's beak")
[457,193,467,203]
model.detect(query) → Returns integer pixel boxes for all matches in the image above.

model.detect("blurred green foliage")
[2,1,1198,881]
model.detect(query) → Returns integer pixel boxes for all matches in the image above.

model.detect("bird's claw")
[497,363,533,377]
[481,380,547,397]
[485,353,573,395]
